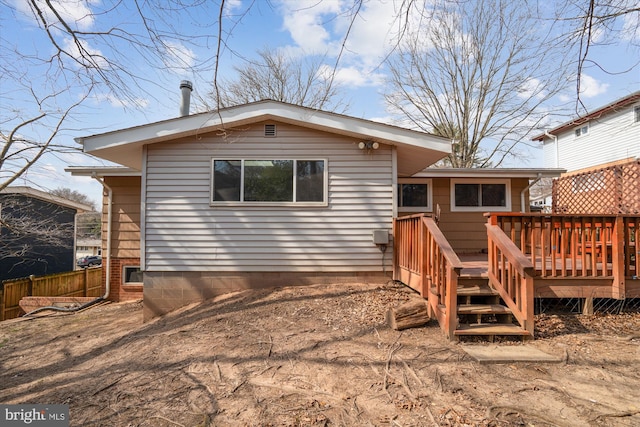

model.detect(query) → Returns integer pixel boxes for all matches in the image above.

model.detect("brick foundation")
[143,271,388,321]
[103,257,144,302]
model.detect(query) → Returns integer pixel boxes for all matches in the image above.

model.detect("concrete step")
[454,323,530,337]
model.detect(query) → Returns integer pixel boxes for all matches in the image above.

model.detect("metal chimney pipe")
[179,80,193,117]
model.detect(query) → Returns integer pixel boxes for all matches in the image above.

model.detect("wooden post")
[611,216,626,299]
[0,288,5,321]
[420,220,428,297]
[582,298,594,315]
[392,218,398,282]
[28,274,34,296]
[445,267,459,340]
[84,267,90,296]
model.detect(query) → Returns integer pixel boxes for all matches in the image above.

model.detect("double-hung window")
[451,179,510,212]
[211,159,327,206]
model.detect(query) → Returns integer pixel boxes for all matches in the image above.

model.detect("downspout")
[92,173,112,300]
[520,173,543,213]
[24,174,113,316]
[545,130,559,168]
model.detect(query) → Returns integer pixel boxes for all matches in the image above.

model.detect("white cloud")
[278,0,342,55]
[14,0,96,31]
[517,78,545,100]
[579,74,609,98]
[224,0,243,16]
[62,37,108,68]
[621,11,640,42]
[162,41,197,75]
[340,1,399,65]
[318,64,385,87]
[94,93,149,109]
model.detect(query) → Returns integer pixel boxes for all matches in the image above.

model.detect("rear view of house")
[68,98,452,319]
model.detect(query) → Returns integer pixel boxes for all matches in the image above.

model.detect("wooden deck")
[459,253,640,299]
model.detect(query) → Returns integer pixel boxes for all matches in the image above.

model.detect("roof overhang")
[75,101,452,177]
[65,166,142,177]
[0,186,94,212]
[532,90,640,141]
[411,168,566,179]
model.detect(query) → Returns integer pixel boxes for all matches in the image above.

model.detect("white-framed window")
[574,123,589,137]
[634,105,640,123]
[123,266,142,284]
[211,159,328,206]
[451,179,511,212]
[397,178,432,212]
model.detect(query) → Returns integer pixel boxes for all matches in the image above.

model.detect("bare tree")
[208,48,349,112]
[50,187,97,212]
[0,0,224,192]
[385,0,571,168]
[553,0,639,108]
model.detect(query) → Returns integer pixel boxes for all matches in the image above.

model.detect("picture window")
[451,179,510,212]
[211,159,327,206]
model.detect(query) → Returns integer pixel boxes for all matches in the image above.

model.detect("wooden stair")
[453,277,531,340]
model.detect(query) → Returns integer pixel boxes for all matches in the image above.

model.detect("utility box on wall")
[372,229,389,245]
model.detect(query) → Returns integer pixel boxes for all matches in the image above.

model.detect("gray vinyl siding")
[144,121,394,272]
[544,104,640,172]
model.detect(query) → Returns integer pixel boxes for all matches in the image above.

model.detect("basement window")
[451,179,511,212]
[211,159,327,206]
[123,266,142,284]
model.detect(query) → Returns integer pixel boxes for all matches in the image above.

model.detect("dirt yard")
[1,281,639,426]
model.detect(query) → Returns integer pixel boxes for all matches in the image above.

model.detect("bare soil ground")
[1,281,639,426]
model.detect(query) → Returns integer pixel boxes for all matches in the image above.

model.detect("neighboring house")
[533,91,640,214]
[67,98,564,320]
[0,186,93,281]
[532,91,640,172]
[76,238,102,259]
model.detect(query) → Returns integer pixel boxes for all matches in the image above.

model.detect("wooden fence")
[0,268,103,321]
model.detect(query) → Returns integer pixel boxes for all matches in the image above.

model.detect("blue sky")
[2,0,639,208]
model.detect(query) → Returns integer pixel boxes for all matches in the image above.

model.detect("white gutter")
[545,130,559,168]
[520,173,543,213]
[91,174,112,299]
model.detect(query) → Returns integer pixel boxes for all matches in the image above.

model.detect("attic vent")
[264,124,277,137]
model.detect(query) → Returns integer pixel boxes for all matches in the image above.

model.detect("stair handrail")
[486,223,536,336]
[422,216,464,339]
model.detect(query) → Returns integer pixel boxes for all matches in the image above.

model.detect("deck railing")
[487,213,639,299]
[393,214,463,338]
[486,223,535,335]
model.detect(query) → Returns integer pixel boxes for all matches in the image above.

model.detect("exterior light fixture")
[358,141,379,150]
